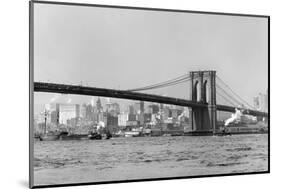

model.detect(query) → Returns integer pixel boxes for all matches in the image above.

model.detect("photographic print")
[29,1,269,188]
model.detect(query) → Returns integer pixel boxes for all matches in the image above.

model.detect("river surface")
[33,134,268,186]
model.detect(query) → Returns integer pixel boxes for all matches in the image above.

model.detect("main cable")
[127,74,191,91]
[129,76,191,92]
[216,84,243,107]
[216,90,237,107]
[216,76,254,109]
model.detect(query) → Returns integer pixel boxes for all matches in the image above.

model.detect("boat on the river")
[88,132,102,140]
[219,122,268,135]
[39,133,60,141]
[124,131,141,137]
[215,130,232,136]
[59,133,89,140]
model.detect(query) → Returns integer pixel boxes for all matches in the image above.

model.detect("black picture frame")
[29,1,270,188]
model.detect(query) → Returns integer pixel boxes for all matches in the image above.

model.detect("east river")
[33,134,268,186]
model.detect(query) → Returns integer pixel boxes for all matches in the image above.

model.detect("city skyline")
[34,93,262,128]
[34,88,268,116]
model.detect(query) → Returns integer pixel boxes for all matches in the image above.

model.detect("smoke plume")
[224,108,242,126]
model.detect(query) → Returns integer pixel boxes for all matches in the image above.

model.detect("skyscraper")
[253,91,268,112]
[58,104,80,125]
[96,97,103,112]
[259,92,267,112]
[253,96,260,110]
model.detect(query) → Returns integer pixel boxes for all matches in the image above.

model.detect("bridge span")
[34,82,268,118]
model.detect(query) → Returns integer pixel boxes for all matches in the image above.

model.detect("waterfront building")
[133,102,141,114]
[80,103,87,119]
[170,108,178,119]
[105,101,120,116]
[144,113,152,123]
[97,112,107,125]
[129,114,137,121]
[139,101,145,125]
[127,105,135,114]
[253,92,268,112]
[118,112,140,127]
[182,107,190,117]
[151,114,159,125]
[162,106,170,121]
[146,104,160,114]
[50,110,59,125]
[126,120,138,126]
[85,104,94,121]
[118,113,129,127]
[107,114,118,126]
[106,114,119,132]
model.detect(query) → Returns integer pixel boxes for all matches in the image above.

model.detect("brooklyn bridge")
[34,70,268,135]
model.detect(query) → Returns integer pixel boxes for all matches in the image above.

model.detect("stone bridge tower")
[189,71,217,135]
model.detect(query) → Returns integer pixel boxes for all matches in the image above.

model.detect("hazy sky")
[33,3,268,112]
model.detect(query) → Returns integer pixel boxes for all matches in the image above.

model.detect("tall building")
[58,104,80,125]
[118,113,129,127]
[106,114,118,132]
[253,96,260,110]
[150,104,159,114]
[265,89,268,112]
[170,108,178,119]
[127,105,135,114]
[50,110,59,125]
[47,103,59,125]
[96,97,103,112]
[85,104,95,121]
[139,101,144,125]
[144,113,152,123]
[253,90,268,112]
[258,92,268,112]
[105,102,120,116]
[133,102,141,114]
[162,106,170,121]
[80,103,87,119]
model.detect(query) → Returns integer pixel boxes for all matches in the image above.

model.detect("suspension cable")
[216,90,237,107]
[216,84,243,106]
[128,74,190,91]
[129,76,191,92]
[216,76,254,109]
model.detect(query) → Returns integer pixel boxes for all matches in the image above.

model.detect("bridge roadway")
[34,82,268,117]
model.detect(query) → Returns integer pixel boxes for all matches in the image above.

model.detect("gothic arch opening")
[203,80,208,103]
[193,80,199,101]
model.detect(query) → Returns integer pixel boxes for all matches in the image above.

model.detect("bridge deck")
[33,82,268,117]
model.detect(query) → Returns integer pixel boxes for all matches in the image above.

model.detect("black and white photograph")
[30,1,269,188]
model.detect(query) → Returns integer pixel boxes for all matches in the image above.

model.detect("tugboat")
[216,127,232,136]
[104,129,112,139]
[88,121,112,140]
[88,131,102,140]
[59,132,89,140]
[88,129,112,140]
[39,130,62,141]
